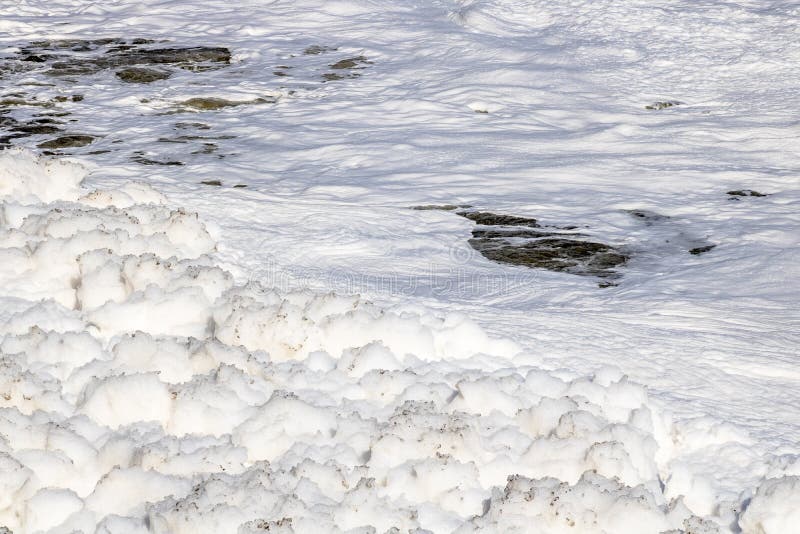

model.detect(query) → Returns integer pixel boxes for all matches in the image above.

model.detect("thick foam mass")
[0,150,796,533]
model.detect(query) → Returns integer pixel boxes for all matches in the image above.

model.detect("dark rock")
[330,56,369,69]
[450,209,627,279]
[174,134,234,141]
[179,96,274,111]
[20,40,232,77]
[131,152,183,166]
[174,122,211,130]
[0,98,52,108]
[11,124,62,135]
[0,135,26,146]
[457,211,539,227]
[37,135,94,148]
[469,236,628,278]
[689,245,716,255]
[191,143,218,155]
[304,45,336,55]
[411,204,472,211]
[181,97,240,110]
[122,47,230,66]
[626,209,670,226]
[727,190,767,197]
[645,101,682,110]
[471,228,560,239]
[116,67,171,83]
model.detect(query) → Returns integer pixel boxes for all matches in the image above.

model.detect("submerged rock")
[191,143,218,155]
[116,67,171,83]
[13,39,231,78]
[411,204,473,211]
[322,55,371,81]
[181,97,240,110]
[179,96,274,111]
[174,122,211,130]
[456,210,627,279]
[458,211,539,227]
[122,47,230,66]
[131,152,184,166]
[0,97,53,108]
[304,45,336,55]
[330,56,369,70]
[11,123,62,135]
[645,100,682,110]
[53,94,83,102]
[469,235,627,278]
[626,209,670,225]
[37,135,95,148]
[689,244,716,255]
[727,189,767,197]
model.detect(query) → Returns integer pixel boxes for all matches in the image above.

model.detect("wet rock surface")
[116,67,171,83]
[131,151,184,166]
[304,45,336,55]
[455,210,628,279]
[179,96,274,111]
[727,189,767,197]
[1,38,373,166]
[459,211,540,227]
[37,134,95,148]
[0,39,235,158]
[419,206,721,282]
[411,204,473,211]
[645,100,682,110]
[323,55,371,81]
[9,39,231,78]
[470,236,628,277]
[689,244,716,255]
[12,123,62,134]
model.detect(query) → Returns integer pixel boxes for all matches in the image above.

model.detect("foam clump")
[0,150,777,532]
[738,476,800,534]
